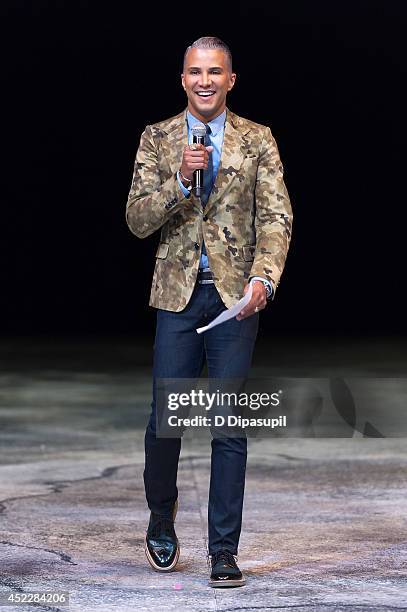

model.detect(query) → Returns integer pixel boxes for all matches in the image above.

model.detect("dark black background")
[2,0,406,337]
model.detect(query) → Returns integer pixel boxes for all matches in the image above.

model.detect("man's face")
[181,48,236,122]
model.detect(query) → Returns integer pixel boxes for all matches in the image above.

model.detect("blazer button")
[194,242,200,250]
[203,215,208,221]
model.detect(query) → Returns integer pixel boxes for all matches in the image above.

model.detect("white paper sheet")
[196,280,254,334]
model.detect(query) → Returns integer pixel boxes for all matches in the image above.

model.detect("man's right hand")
[180,143,214,182]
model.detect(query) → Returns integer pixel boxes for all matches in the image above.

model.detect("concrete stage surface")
[0,337,406,611]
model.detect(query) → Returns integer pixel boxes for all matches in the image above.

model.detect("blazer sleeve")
[250,126,293,298]
[125,125,192,239]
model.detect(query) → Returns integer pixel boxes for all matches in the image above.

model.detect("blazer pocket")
[242,245,256,261]
[156,242,169,259]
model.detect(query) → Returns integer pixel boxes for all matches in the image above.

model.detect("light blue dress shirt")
[177,109,273,298]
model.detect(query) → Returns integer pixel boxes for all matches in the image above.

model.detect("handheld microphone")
[191,124,207,197]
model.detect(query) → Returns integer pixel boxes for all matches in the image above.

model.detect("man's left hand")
[236,281,267,320]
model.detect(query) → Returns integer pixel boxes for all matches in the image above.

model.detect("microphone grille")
[191,124,207,137]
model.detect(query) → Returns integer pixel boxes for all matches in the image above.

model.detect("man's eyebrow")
[187,66,224,70]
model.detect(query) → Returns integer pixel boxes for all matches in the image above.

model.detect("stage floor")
[0,336,406,611]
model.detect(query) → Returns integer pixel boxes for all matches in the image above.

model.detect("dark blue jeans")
[144,282,259,555]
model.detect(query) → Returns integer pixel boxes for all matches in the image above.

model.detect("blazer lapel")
[203,109,250,215]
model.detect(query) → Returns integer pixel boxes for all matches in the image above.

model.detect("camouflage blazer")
[125,108,293,311]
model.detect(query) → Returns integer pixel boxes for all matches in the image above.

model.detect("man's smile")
[195,90,216,99]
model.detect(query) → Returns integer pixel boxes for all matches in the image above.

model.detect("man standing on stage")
[125,36,292,587]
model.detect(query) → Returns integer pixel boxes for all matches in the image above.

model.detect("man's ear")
[181,73,186,91]
[228,72,237,91]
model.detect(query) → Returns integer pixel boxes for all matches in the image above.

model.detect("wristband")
[179,170,192,184]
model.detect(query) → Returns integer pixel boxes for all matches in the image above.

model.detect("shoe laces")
[211,550,237,568]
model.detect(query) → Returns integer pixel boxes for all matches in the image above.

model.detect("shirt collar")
[186,109,226,137]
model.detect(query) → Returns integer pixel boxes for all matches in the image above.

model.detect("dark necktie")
[200,125,213,261]
[201,124,214,207]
